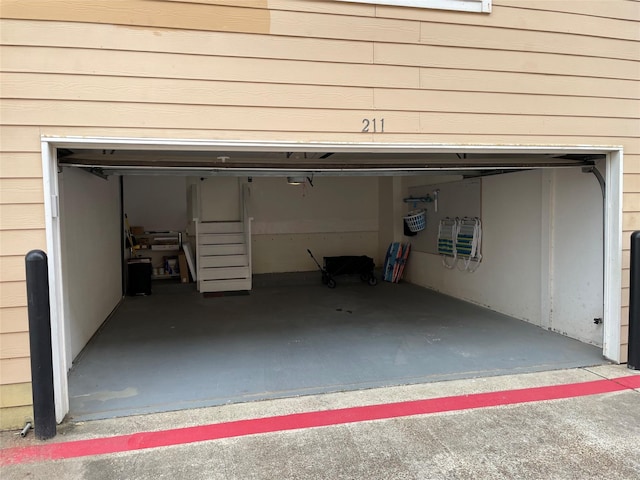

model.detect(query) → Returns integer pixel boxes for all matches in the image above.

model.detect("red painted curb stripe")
[2,375,638,466]
[612,374,640,389]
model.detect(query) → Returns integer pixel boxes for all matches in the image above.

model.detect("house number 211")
[361,118,385,133]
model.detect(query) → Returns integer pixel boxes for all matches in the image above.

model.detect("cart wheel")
[327,278,337,289]
[368,275,378,286]
[321,274,329,285]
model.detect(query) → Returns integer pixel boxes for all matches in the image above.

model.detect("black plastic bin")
[127,257,152,296]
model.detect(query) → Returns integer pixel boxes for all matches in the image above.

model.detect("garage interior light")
[287,176,307,185]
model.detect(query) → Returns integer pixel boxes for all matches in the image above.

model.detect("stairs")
[197,220,252,293]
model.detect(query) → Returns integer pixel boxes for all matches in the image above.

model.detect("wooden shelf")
[136,231,182,251]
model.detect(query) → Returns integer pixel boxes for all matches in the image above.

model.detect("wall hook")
[403,195,432,209]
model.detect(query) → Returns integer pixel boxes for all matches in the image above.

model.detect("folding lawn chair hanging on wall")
[438,217,458,269]
[438,217,482,272]
[455,217,482,273]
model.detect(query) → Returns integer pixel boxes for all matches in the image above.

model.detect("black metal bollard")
[629,232,640,370]
[25,250,56,439]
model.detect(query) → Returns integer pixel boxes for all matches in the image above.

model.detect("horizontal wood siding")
[0,178,44,204]
[379,3,640,41]
[1,281,27,309]
[0,230,46,256]
[3,72,639,118]
[0,405,33,430]
[0,357,31,385]
[0,307,29,334]
[0,256,27,282]
[0,19,374,64]
[0,0,271,34]
[493,0,640,21]
[0,332,30,359]
[0,0,638,428]
[0,382,32,409]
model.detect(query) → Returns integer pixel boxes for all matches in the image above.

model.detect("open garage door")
[57,147,601,176]
[42,138,622,422]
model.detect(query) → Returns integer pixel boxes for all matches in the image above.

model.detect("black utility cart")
[308,249,377,288]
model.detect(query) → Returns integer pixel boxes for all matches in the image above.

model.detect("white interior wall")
[199,176,241,222]
[402,175,470,253]
[550,167,604,345]
[59,168,122,361]
[246,176,379,273]
[405,170,544,324]
[404,168,604,345]
[123,176,188,231]
[378,177,395,252]
[123,175,379,274]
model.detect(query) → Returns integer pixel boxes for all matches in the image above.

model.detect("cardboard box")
[131,226,145,235]
[178,252,189,283]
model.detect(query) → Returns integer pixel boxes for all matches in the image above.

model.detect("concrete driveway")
[2,365,639,479]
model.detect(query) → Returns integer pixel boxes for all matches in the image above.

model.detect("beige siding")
[0,19,375,64]
[0,229,46,256]
[419,69,640,99]
[0,256,27,282]
[0,382,32,408]
[374,42,639,79]
[494,0,640,21]
[417,22,639,60]
[621,349,629,364]
[0,332,30,359]
[0,178,44,204]
[0,204,45,230]
[0,0,638,429]
[5,71,638,117]
[0,381,34,430]
[1,73,376,110]
[625,154,640,173]
[0,405,33,429]
[0,127,42,153]
[269,9,421,42]
[0,0,271,34]
[180,0,377,16]
[0,307,29,334]
[0,46,415,87]
[0,281,27,309]
[0,357,31,385]
[3,98,639,136]
[380,3,640,40]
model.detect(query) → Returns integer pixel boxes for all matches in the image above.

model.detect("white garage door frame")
[40,136,623,423]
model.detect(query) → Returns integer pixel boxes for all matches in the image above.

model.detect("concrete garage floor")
[68,276,606,421]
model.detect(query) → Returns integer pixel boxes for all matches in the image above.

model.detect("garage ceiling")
[58,148,602,177]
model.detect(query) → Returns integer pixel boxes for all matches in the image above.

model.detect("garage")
[42,138,622,422]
